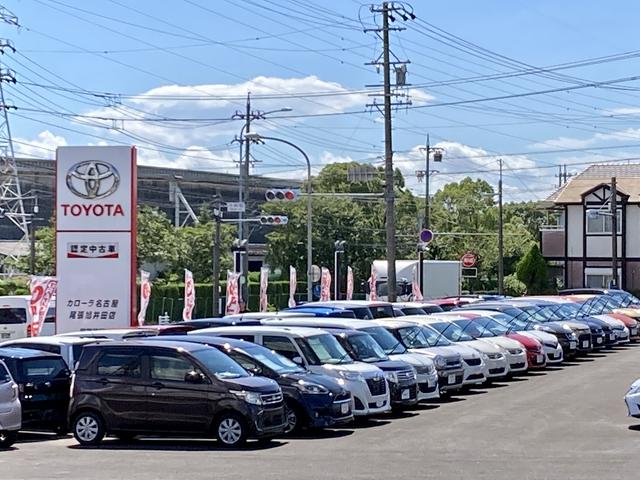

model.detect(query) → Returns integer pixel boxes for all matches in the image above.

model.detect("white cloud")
[14,130,67,158]
[531,136,597,150]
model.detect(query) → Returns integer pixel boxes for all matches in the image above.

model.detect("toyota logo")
[66,161,120,200]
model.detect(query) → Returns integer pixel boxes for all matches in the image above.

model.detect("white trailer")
[372,260,461,300]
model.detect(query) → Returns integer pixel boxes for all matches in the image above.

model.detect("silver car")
[0,360,20,448]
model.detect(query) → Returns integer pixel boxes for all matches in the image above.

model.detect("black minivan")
[150,335,354,432]
[69,341,286,447]
[0,347,71,434]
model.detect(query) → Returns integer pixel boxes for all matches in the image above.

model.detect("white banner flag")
[346,266,354,301]
[411,265,424,301]
[288,266,297,308]
[226,271,241,315]
[29,276,58,337]
[259,266,270,313]
[137,270,151,326]
[320,267,331,301]
[368,264,378,301]
[182,269,195,321]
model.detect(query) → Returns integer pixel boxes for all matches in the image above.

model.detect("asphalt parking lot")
[2,345,640,480]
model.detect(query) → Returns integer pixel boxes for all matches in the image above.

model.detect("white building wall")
[586,236,622,257]
[626,205,640,257]
[567,205,583,257]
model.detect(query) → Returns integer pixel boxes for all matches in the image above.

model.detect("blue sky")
[5,0,640,202]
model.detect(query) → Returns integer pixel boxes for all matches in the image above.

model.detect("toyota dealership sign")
[56,146,137,333]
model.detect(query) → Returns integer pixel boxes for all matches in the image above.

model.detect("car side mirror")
[184,371,205,384]
[292,356,303,365]
[247,367,263,376]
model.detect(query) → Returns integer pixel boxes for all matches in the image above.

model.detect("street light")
[334,240,346,300]
[244,132,313,301]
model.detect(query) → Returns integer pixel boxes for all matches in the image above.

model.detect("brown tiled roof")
[544,163,640,204]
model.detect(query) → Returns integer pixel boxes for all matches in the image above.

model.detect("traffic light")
[265,189,296,201]
[260,215,288,225]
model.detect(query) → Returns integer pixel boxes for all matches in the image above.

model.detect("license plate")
[448,374,456,384]
[632,328,637,335]
[569,341,577,349]
[536,355,544,363]
[340,403,349,414]
[597,337,603,344]
[610,334,616,340]
[0,333,10,339]
[582,340,589,348]
[375,400,384,408]
[401,389,410,400]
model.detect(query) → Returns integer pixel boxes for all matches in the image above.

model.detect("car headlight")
[339,370,364,382]
[296,379,329,394]
[562,324,573,332]
[434,356,447,368]
[230,390,263,405]
[487,353,504,360]
[543,341,557,348]
[508,348,523,355]
[415,364,432,375]
[384,371,398,383]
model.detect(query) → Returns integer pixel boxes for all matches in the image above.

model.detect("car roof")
[452,309,504,317]
[263,318,376,330]
[393,302,434,308]
[0,346,64,359]
[85,340,210,352]
[1,336,110,346]
[310,300,392,307]
[197,325,330,338]
[373,318,423,329]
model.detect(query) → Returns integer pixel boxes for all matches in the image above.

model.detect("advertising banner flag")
[29,276,58,337]
[288,266,297,308]
[226,271,241,315]
[137,270,151,326]
[368,264,378,301]
[56,146,137,332]
[259,266,270,312]
[320,267,331,301]
[411,265,424,301]
[182,269,195,321]
[346,266,354,301]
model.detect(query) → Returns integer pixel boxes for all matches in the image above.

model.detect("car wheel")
[284,401,302,434]
[0,431,17,448]
[214,413,247,447]
[73,412,105,446]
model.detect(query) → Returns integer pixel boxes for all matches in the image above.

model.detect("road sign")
[461,252,477,268]
[420,229,434,243]
[226,202,245,213]
[461,267,477,278]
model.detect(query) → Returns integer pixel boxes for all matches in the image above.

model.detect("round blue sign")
[420,229,434,243]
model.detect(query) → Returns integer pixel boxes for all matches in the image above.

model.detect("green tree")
[137,206,179,268]
[516,244,549,294]
[12,225,55,275]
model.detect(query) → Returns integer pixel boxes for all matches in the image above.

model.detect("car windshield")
[515,305,554,322]
[429,320,476,342]
[401,307,427,316]
[370,305,395,319]
[190,347,248,379]
[350,307,374,319]
[361,326,407,354]
[19,358,68,382]
[344,333,388,362]
[450,319,495,338]
[473,317,509,335]
[396,326,430,348]
[242,345,304,374]
[296,334,352,365]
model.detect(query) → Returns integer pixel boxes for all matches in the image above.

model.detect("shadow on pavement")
[287,429,354,441]
[484,382,509,389]
[407,403,440,412]
[386,410,419,420]
[628,424,640,432]
[523,371,547,377]
[68,438,287,452]
[459,388,488,396]
[504,376,529,382]
[432,395,466,404]
[16,431,68,444]
[348,418,392,429]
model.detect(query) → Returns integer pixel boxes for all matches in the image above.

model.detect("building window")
[585,209,622,234]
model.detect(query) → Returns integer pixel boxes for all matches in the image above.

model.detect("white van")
[0,296,56,340]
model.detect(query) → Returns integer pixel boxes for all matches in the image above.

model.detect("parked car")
[300,301,396,319]
[372,319,469,392]
[0,347,70,434]
[0,295,55,340]
[69,340,286,447]
[175,318,262,330]
[0,336,111,369]
[0,359,20,448]
[262,317,440,401]
[456,305,564,364]
[625,378,640,418]
[281,306,357,318]
[57,325,195,340]
[566,294,637,342]
[392,302,444,316]
[149,335,353,432]
[197,326,391,416]
[452,312,547,369]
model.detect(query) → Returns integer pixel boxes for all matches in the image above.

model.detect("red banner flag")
[138,270,151,326]
[259,266,270,313]
[288,266,297,308]
[226,271,241,315]
[29,276,58,337]
[320,267,331,301]
[346,266,354,300]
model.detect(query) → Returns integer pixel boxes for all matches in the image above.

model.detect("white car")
[0,295,56,340]
[0,336,111,370]
[0,359,20,448]
[625,379,640,418]
[263,317,440,401]
[197,325,391,416]
[457,310,564,365]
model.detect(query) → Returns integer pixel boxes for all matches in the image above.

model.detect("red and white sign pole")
[226,271,241,315]
[320,267,331,301]
[368,264,378,301]
[411,265,423,301]
[137,270,151,326]
[259,266,269,312]
[182,269,195,321]
[288,266,297,308]
[29,276,58,337]
[346,266,354,301]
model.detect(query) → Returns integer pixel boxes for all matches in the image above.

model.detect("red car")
[456,312,547,369]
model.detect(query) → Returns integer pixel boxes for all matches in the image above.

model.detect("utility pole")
[417,134,443,230]
[212,206,222,317]
[365,2,415,302]
[0,10,30,271]
[611,176,618,288]
[498,159,504,295]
